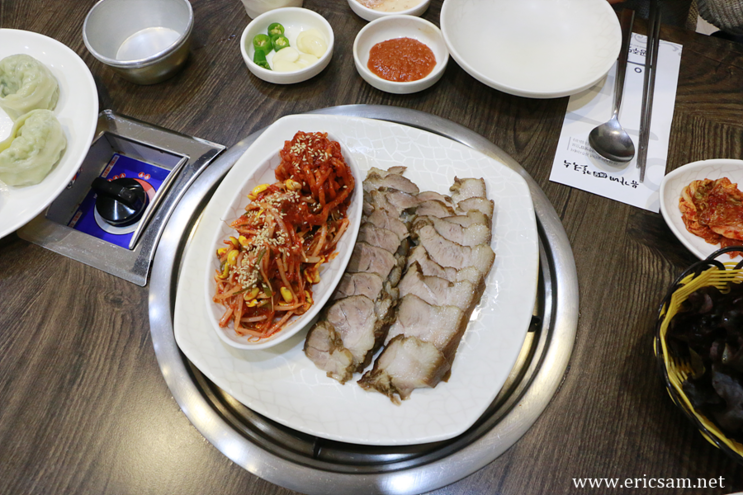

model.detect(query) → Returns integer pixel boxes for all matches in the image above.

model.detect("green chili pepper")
[253,49,271,70]
[271,34,290,52]
[262,282,273,297]
[252,34,272,55]
[267,22,285,37]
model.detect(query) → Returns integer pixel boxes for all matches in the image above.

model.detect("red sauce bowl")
[353,15,449,94]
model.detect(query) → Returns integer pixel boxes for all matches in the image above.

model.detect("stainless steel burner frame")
[148,105,579,494]
[18,110,225,286]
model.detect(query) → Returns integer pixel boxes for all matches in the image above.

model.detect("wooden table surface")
[3,1,743,493]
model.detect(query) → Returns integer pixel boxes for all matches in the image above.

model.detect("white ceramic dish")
[204,132,362,350]
[659,159,743,261]
[239,7,334,84]
[347,0,430,22]
[353,15,449,94]
[0,29,99,239]
[174,114,539,446]
[440,0,622,99]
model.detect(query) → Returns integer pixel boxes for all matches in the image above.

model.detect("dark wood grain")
[2,1,743,494]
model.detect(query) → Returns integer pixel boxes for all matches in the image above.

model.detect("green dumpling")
[0,54,60,120]
[0,109,66,186]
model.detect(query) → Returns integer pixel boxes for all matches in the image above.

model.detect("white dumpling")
[296,29,327,58]
[0,109,66,187]
[0,54,60,120]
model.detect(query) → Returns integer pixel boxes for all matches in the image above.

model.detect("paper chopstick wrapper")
[549,34,682,212]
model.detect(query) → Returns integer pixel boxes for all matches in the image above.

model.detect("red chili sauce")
[367,37,436,82]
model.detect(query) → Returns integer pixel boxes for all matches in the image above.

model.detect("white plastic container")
[240,0,303,19]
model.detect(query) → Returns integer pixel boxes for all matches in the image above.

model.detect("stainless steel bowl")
[83,0,194,85]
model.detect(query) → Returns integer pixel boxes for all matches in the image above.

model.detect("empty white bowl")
[440,0,622,98]
[353,15,448,94]
[239,7,334,84]
[347,0,430,22]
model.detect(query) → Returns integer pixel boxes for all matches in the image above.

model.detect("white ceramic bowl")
[239,7,334,84]
[204,133,363,350]
[353,15,449,94]
[659,159,743,262]
[347,0,430,22]
[440,0,622,99]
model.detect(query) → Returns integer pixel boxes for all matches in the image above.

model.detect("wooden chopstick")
[637,0,662,183]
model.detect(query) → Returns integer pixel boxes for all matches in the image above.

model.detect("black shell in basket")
[654,246,743,463]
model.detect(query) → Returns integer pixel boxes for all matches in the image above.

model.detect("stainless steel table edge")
[148,105,579,494]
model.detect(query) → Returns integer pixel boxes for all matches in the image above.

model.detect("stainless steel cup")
[83,0,194,85]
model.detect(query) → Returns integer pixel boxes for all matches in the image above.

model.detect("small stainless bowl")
[83,0,194,85]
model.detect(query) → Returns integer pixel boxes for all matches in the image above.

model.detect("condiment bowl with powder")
[240,7,334,84]
[353,15,448,94]
[347,0,430,22]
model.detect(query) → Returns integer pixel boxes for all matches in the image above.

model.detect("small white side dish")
[347,0,430,22]
[659,159,743,261]
[440,0,621,98]
[239,7,334,84]
[353,15,449,94]
[204,132,362,350]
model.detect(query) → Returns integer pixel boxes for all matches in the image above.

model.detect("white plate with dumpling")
[0,29,98,239]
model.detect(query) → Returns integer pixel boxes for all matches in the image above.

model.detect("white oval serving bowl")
[204,133,362,350]
[353,15,448,94]
[440,0,621,99]
[660,158,743,261]
[239,7,334,84]
[347,0,430,22]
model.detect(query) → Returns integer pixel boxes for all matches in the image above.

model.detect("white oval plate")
[0,29,98,238]
[440,0,621,98]
[174,114,539,446]
[660,159,743,261]
[204,132,362,350]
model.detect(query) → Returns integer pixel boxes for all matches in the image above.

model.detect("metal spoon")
[588,9,635,163]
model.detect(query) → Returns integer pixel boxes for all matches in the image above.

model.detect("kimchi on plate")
[679,177,743,256]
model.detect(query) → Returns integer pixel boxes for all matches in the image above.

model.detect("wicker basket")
[654,246,743,462]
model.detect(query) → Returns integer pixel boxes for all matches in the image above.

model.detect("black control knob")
[92,177,148,227]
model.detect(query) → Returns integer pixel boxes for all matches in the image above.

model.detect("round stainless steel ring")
[148,105,579,494]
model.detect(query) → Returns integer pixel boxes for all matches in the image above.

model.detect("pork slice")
[456,197,494,219]
[364,189,418,217]
[450,177,487,203]
[416,199,456,218]
[416,191,453,205]
[384,294,467,362]
[325,295,388,371]
[381,189,419,213]
[358,223,401,253]
[363,170,420,195]
[441,210,490,228]
[414,215,491,247]
[364,209,409,241]
[304,321,356,384]
[347,242,398,279]
[416,225,495,276]
[406,246,483,285]
[398,262,476,310]
[358,335,450,404]
[368,166,406,177]
[332,272,384,301]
